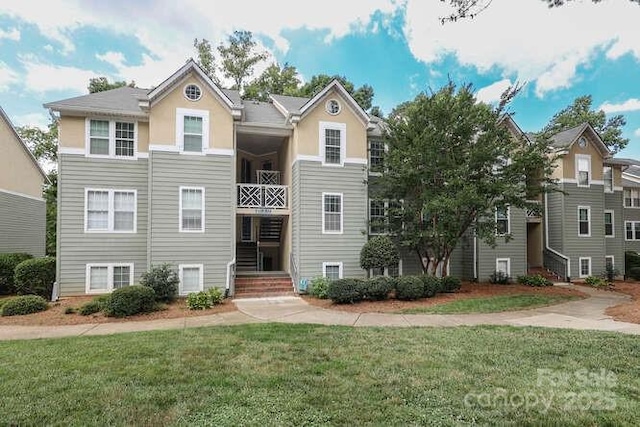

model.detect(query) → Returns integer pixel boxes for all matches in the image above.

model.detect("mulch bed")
[604,281,640,324]
[303,282,587,313]
[0,295,236,326]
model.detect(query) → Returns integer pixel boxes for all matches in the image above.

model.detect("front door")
[241,217,253,242]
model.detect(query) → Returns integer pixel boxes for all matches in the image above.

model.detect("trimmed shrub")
[14,257,56,300]
[585,275,606,288]
[208,287,224,305]
[395,276,424,301]
[441,276,462,293]
[421,275,441,298]
[187,291,212,310]
[308,276,330,299]
[140,264,179,302]
[0,253,33,294]
[628,267,640,281]
[360,236,400,272]
[625,251,640,277]
[104,285,156,317]
[1,295,48,316]
[489,271,510,285]
[78,295,111,316]
[517,274,552,287]
[328,279,365,304]
[364,276,394,301]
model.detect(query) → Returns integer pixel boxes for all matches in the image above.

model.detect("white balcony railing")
[257,170,280,185]
[237,184,288,209]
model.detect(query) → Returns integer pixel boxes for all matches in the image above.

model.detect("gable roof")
[147,59,242,118]
[549,123,610,157]
[44,86,149,118]
[0,106,49,182]
[243,100,288,126]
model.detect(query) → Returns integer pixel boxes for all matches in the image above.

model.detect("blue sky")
[1,0,640,157]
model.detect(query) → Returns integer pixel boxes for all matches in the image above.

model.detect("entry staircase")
[234,272,294,298]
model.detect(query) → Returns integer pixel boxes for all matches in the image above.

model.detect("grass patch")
[400,294,581,314]
[0,324,638,426]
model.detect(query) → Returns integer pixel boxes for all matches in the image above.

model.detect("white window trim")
[577,205,591,237]
[84,188,137,233]
[578,257,592,278]
[85,263,134,294]
[369,260,403,277]
[496,258,511,276]
[319,121,347,167]
[176,108,210,154]
[575,154,591,187]
[369,199,387,235]
[85,118,138,159]
[603,166,614,193]
[624,188,640,208]
[183,83,202,101]
[605,255,615,270]
[624,221,640,241]
[604,209,615,238]
[495,206,511,236]
[179,186,205,233]
[322,192,343,234]
[178,264,204,295]
[322,262,343,280]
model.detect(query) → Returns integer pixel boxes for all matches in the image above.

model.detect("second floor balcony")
[237,170,289,213]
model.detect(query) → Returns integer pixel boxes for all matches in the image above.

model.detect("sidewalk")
[1,284,639,340]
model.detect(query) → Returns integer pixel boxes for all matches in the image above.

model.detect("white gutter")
[544,192,571,280]
[473,235,477,280]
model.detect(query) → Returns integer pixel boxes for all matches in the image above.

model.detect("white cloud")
[634,128,640,137]
[0,62,18,91]
[96,51,126,69]
[476,78,512,104]
[12,112,50,129]
[403,0,640,97]
[0,28,20,41]
[600,98,640,114]
[21,59,98,93]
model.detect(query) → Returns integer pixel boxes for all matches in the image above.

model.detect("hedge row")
[0,253,55,300]
[327,275,461,304]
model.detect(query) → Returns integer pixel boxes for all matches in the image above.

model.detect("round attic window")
[578,136,587,148]
[184,84,202,101]
[326,99,341,115]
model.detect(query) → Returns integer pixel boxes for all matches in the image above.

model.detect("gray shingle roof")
[44,87,149,117]
[270,94,309,114]
[549,123,588,148]
[622,178,640,188]
[221,89,242,107]
[243,101,287,125]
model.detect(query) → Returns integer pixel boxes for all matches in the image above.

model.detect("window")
[369,139,384,172]
[85,189,137,233]
[579,257,591,278]
[624,189,640,207]
[496,258,511,276]
[496,206,510,235]
[179,264,203,295]
[86,263,134,293]
[625,221,640,240]
[576,155,591,186]
[371,260,402,278]
[323,262,343,281]
[184,84,202,101]
[319,122,346,166]
[176,108,209,153]
[604,210,614,237]
[325,99,341,115]
[369,200,386,234]
[605,256,614,271]
[578,206,590,236]
[180,187,204,232]
[87,119,136,157]
[322,193,343,234]
[603,167,613,193]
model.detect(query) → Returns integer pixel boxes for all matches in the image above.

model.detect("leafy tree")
[360,235,400,277]
[194,38,218,83]
[217,30,267,92]
[541,95,628,153]
[369,106,384,119]
[16,122,58,256]
[243,62,301,101]
[88,77,135,93]
[295,74,375,111]
[377,82,555,276]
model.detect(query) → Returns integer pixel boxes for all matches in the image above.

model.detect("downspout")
[544,191,571,281]
[473,235,477,281]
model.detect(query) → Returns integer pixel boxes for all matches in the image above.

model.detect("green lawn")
[400,294,581,315]
[1,324,638,426]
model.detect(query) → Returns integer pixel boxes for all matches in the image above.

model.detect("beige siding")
[0,117,45,197]
[58,116,85,149]
[149,74,234,149]
[562,135,605,181]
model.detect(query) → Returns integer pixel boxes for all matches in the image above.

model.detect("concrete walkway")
[1,284,639,341]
